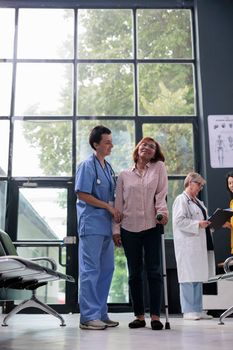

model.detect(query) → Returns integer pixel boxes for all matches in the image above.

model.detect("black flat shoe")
[151,320,163,330]
[128,319,146,329]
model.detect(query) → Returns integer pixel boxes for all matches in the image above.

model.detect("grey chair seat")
[208,256,233,324]
[0,229,75,327]
[0,256,74,282]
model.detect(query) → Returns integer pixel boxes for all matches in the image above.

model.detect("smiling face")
[94,133,113,158]
[228,176,233,193]
[137,140,156,162]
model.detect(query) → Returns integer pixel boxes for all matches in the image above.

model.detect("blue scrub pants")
[179,282,203,313]
[79,235,114,324]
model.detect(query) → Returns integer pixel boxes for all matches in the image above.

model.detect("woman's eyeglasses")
[141,142,156,150]
[192,181,204,189]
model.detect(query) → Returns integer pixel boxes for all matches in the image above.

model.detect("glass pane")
[143,123,194,175]
[17,246,66,304]
[139,63,195,116]
[0,9,15,58]
[15,63,73,116]
[18,188,67,240]
[78,64,134,116]
[109,249,129,303]
[0,63,12,116]
[18,9,74,59]
[77,63,134,116]
[12,120,72,177]
[137,9,193,59]
[76,120,135,175]
[78,9,133,59]
[0,120,10,175]
[165,179,184,238]
[0,181,7,230]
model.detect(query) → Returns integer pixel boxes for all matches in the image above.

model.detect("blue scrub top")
[75,154,115,237]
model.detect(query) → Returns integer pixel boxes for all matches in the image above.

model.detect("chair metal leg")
[218,305,233,325]
[2,291,66,327]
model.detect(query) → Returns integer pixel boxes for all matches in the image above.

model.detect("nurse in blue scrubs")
[75,125,121,330]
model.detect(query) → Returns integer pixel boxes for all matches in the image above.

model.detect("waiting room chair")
[0,229,75,326]
[208,256,233,324]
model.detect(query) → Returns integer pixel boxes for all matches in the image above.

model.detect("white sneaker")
[102,319,119,327]
[183,312,200,320]
[198,311,213,319]
[79,319,107,330]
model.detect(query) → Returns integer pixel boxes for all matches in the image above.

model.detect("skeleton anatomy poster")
[208,115,233,168]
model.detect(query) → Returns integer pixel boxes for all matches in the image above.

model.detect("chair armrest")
[29,257,57,271]
[223,256,233,273]
[207,274,223,283]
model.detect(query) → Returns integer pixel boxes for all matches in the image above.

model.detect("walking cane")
[157,214,171,329]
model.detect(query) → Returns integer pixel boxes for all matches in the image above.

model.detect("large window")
[12,120,72,177]
[0,181,7,230]
[0,2,197,305]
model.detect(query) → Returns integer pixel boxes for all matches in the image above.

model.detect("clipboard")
[208,208,233,230]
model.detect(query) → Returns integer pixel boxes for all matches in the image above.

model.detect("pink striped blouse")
[113,161,168,234]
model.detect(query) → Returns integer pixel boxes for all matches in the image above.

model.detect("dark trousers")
[121,226,163,316]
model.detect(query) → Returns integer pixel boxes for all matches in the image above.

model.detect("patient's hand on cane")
[160,215,168,225]
[156,213,168,225]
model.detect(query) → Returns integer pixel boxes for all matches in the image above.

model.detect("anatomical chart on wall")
[208,115,233,168]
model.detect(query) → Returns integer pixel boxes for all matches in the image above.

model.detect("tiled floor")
[0,313,233,350]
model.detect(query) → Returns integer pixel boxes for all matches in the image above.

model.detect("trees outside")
[143,123,193,238]
[20,8,194,173]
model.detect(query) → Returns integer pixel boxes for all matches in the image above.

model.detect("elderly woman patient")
[172,172,215,321]
[113,137,168,330]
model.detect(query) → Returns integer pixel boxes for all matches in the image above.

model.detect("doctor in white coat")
[172,172,215,321]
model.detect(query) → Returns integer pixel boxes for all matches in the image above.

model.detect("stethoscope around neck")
[184,192,192,205]
[93,154,116,189]
[183,192,206,214]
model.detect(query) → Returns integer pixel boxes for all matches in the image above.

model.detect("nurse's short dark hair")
[89,125,111,150]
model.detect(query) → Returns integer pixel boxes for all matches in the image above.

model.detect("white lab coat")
[172,191,215,283]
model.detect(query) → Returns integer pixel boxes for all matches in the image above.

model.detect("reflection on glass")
[17,9,74,59]
[137,9,193,59]
[78,9,133,59]
[165,179,184,238]
[18,188,67,240]
[77,63,134,116]
[0,181,7,230]
[76,120,135,174]
[0,63,13,116]
[143,123,194,175]
[0,9,15,58]
[15,63,73,116]
[0,120,10,175]
[12,120,72,177]
[17,246,66,304]
[139,63,195,116]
